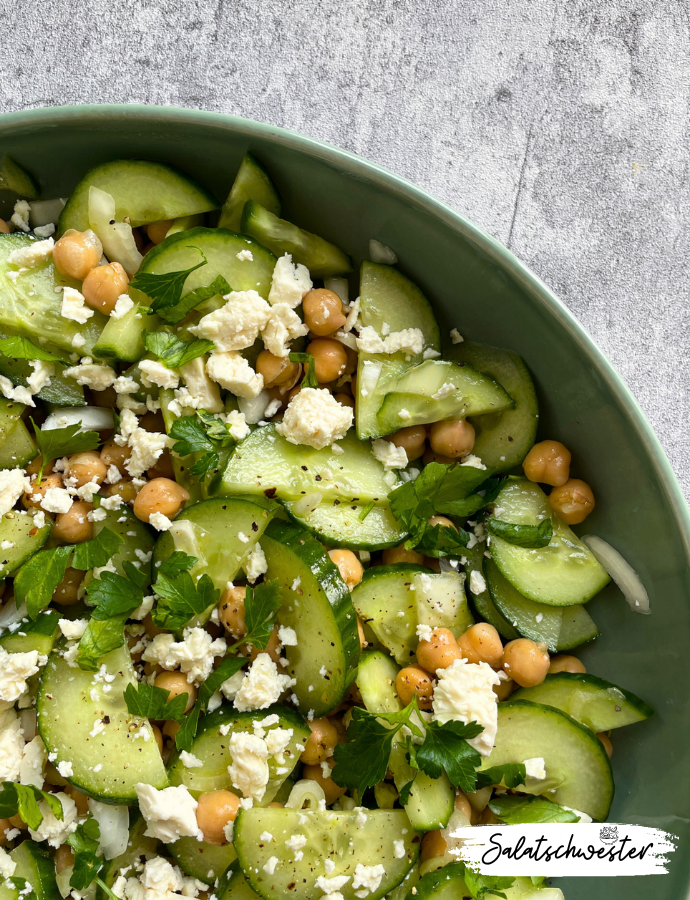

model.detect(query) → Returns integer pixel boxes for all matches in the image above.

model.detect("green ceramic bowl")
[0,105,687,897]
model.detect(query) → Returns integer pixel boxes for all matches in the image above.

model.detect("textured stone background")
[0,0,688,495]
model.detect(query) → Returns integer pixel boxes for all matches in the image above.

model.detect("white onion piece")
[29,198,67,228]
[0,599,27,629]
[56,866,73,899]
[238,391,272,425]
[368,239,398,265]
[291,492,322,519]
[43,406,113,433]
[333,330,358,351]
[87,798,130,859]
[582,535,650,615]
[88,186,143,276]
[323,276,349,306]
[285,779,326,810]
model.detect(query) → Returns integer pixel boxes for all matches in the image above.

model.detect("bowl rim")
[2,101,688,551]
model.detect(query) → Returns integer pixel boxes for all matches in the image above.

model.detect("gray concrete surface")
[0,0,688,496]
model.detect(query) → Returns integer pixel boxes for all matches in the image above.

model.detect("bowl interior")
[1,106,688,898]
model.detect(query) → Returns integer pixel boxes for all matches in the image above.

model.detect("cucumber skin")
[0,609,59,654]
[464,549,518,641]
[408,862,467,900]
[218,152,281,232]
[168,837,237,884]
[0,510,51,580]
[282,499,408,551]
[8,840,61,900]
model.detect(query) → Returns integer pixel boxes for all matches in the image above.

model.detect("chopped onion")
[88,186,143,276]
[333,330,358,351]
[323,277,349,306]
[43,406,114,433]
[368,239,398,265]
[87,798,129,859]
[29,198,67,228]
[0,599,27,630]
[292,492,322,519]
[285,779,326,810]
[238,391,272,425]
[582,535,650,615]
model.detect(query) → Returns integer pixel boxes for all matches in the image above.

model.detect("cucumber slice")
[512,672,654,732]
[93,305,160,363]
[169,837,237,884]
[138,227,277,300]
[241,200,352,277]
[464,548,518,641]
[480,699,614,821]
[262,519,360,716]
[0,608,60,654]
[0,234,106,354]
[485,558,599,651]
[282,499,407,551]
[376,360,513,435]
[213,425,395,505]
[219,153,281,232]
[450,342,539,473]
[0,340,85,407]
[167,704,309,799]
[1,840,59,900]
[82,502,155,595]
[409,863,468,900]
[218,863,261,900]
[97,813,158,900]
[489,479,610,606]
[356,650,403,714]
[59,160,217,233]
[152,496,279,593]
[413,571,474,637]
[37,643,168,803]
[234,808,418,900]
[0,509,51,579]
[0,398,38,470]
[0,156,40,198]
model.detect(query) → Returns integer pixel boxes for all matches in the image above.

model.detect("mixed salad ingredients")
[0,151,655,900]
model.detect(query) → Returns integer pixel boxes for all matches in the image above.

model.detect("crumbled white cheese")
[277,625,298,647]
[244,542,267,584]
[115,408,168,478]
[285,833,307,854]
[149,512,173,531]
[450,329,464,344]
[10,201,31,232]
[263,856,279,876]
[356,326,424,356]
[206,351,263,398]
[0,706,25,781]
[261,303,309,358]
[222,409,251,441]
[352,864,386,897]
[179,751,204,769]
[234,653,295,712]
[27,360,54,395]
[469,569,486,595]
[0,648,41,702]
[64,359,117,390]
[61,287,94,324]
[432,658,501,756]
[523,757,547,781]
[19,735,47,789]
[111,294,135,320]
[461,454,486,470]
[142,627,227,685]
[188,290,271,351]
[227,732,270,802]
[416,624,433,642]
[7,237,54,268]
[178,357,223,413]
[0,469,31,515]
[57,759,74,777]
[268,254,312,308]
[264,727,293,765]
[432,382,456,401]
[316,874,351,894]
[0,847,16,879]
[276,387,353,450]
[371,438,407,470]
[28,792,78,847]
[40,486,73,514]
[59,618,88,641]
[236,249,254,261]
[0,374,33,406]
[220,670,246,702]
[139,359,179,390]
[393,839,406,859]
[135,783,201,843]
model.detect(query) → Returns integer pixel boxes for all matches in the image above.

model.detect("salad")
[0,151,654,900]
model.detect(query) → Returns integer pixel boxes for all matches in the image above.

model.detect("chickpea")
[53,229,103,280]
[334,393,355,408]
[429,418,475,459]
[101,480,138,505]
[22,472,63,510]
[0,219,9,234]
[0,818,11,845]
[493,676,515,701]
[67,451,107,488]
[385,425,426,462]
[81,262,129,315]
[428,515,456,531]
[154,672,196,713]
[523,440,571,487]
[26,455,52,478]
[479,806,500,825]
[8,814,28,830]
[52,567,85,606]
[256,350,301,389]
[246,624,282,664]
[139,410,166,433]
[454,790,473,820]
[133,477,190,524]
[90,385,118,409]
[597,733,613,758]
[219,585,247,638]
[196,790,241,845]
[457,623,504,667]
[163,719,181,740]
[328,548,363,591]
[301,764,346,805]
[382,544,425,566]
[100,439,131,475]
[302,717,339,765]
[420,830,447,862]
[307,339,348,384]
[147,449,175,480]
[396,666,434,709]
[416,628,463,673]
[66,785,90,816]
[143,613,167,640]
[549,479,595,525]
[302,289,347,336]
[269,802,284,808]
[55,844,75,874]
[147,220,174,244]
[54,501,93,544]
[422,447,456,466]
[502,639,550,688]
[151,725,164,755]
[423,557,442,573]
[549,654,586,675]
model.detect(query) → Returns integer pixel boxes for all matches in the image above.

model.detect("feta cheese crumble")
[142,627,227,685]
[188,290,271,351]
[234,653,295,712]
[276,388,353,450]
[469,569,486,595]
[227,732,270,802]
[0,469,31,515]
[244,543,267,584]
[432,658,501,757]
[206,351,263,398]
[7,238,55,268]
[371,438,408,470]
[268,254,312,308]
[61,286,94,324]
[139,359,180,390]
[135,784,201,843]
[356,325,424,356]
[261,303,309,357]
[0,648,41,702]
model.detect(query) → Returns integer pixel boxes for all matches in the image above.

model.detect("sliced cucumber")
[450,342,539,473]
[512,672,654,732]
[93,502,155,586]
[282,499,407,550]
[152,496,279,593]
[408,863,468,900]
[0,340,85,407]
[480,699,614,821]
[0,608,59,654]
[376,360,513,435]
[93,304,160,363]
[489,479,610,606]
[0,155,40,198]
[169,838,237,884]
[219,153,281,232]
[1,840,59,900]
[218,863,261,900]
[464,548,518,641]
[413,571,474,637]
[37,643,168,803]
[0,509,51,579]
[213,425,395,505]
[59,160,217,233]
[0,398,37,470]
[0,234,106,354]
[138,227,277,300]
[356,650,403,714]
[241,200,352,277]
[97,813,158,900]
[485,558,599,651]
[167,704,309,800]
[262,519,360,716]
[234,808,418,900]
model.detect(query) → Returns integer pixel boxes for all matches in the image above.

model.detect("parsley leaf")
[0,336,66,363]
[144,331,215,369]
[415,719,483,791]
[331,707,402,797]
[152,571,219,631]
[15,545,73,619]
[188,451,220,480]
[398,779,415,806]
[156,275,232,324]
[198,655,245,710]
[32,419,100,482]
[486,517,553,549]
[170,416,215,456]
[242,580,282,651]
[72,527,124,571]
[158,551,198,578]
[76,616,127,671]
[86,563,146,619]
[413,521,469,557]
[0,782,63,830]
[474,762,527,791]
[488,794,580,824]
[130,249,207,312]
[463,868,516,900]
[67,817,103,891]
[288,352,318,389]
[123,682,189,723]
[196,410,237,447]
[175,702,201,752]
[170,413,237,482]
